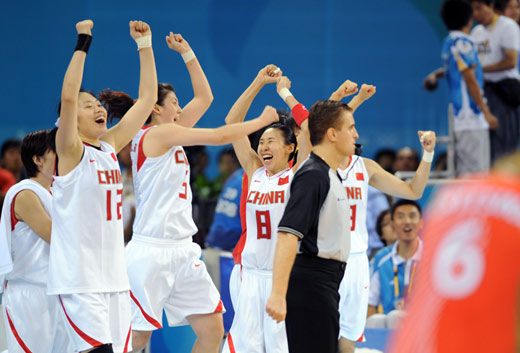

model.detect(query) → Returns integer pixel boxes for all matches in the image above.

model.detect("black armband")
[75,34,92,53]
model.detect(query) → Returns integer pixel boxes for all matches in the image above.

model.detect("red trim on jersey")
[129,291,162,329]
[278,175,289,185]
[214,299,224,313]
[5,309,33,352]
[227,332,237,353]
[58,295,104,347]
[10,191,22,231]
[232,174,249,264]
[357,332,365,342]
[347,156,353,167]
[111,153,118,162]
[356,173,364,181]
[123,323,132,352]
[136,129,153,173]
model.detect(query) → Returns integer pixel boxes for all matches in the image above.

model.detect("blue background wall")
[2,0,449,175]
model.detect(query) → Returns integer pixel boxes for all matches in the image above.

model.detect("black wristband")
[75,34,92,53]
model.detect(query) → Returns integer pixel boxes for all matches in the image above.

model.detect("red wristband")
[291,103,309,127]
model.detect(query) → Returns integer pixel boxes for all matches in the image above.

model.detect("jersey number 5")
[106,189,123,221]
[256,210,271,239]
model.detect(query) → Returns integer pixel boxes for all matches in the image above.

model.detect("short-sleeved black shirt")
[278,152,350,262]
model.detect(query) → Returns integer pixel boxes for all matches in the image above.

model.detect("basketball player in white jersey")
[98,33,279,352]
[0,129,72,353]
[50,20,157,353]
[279,83,437,353]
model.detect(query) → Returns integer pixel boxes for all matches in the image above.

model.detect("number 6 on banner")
[431,219,486,299]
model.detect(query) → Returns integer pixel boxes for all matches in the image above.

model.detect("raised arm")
[55,20,93,173]
[14,191,52,243]
[224,65,281,177]
[346,83,376,112]
[328,79,359,101]
[144,105,279,156]
[165,33,213,128]
[366,131,436,199]
[102,21,158,153]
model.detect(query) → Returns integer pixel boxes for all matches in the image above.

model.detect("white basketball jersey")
[0,180,51,289]
[48,142,129,294]
[337,156,369,254]
[130,126,197,241]
[242,167,293,271]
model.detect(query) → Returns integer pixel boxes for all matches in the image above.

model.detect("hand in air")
[418,130,436,152]
[358,84,376,100]
[76,20,93,35]
[336,80,359,98]
[166,32,191,54]
[256,64,282,85]
[130,20,151,40]
[260,106,279,125]
[277,76,291,94]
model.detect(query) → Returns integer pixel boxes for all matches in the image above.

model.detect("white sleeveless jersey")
[242,167,293,271]
[0,180,51,289]
[130,126,197,241]
[48,142,129,294]
[337,156,369,254]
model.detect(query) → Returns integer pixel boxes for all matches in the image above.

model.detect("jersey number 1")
[350,205,357,231]
[256,210,271,239]
[106,189,123,221]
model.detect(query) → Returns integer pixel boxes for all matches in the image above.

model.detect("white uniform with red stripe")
[0,179,72,353]
[49,142,132,353]
[224,166,293,353]
[337,155,370,342]
[126,126,223,331]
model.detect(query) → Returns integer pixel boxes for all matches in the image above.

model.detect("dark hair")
[308,100,352,145]
[441,0,474,30]
[391,199,422,219]
[56,88,97,117]
[469,0,492,5]
[375,209,391,238]
[21,129,56,178]
[256,120,298,162]
[1,139,22,158]
[100,83,176,124]
[374,148,396,161]
[494,0,516,11]
[218,146,239,165]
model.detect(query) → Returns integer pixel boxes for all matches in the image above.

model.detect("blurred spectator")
[433,151,448,172]
[117,143,135,244]
[374,148,396,173]
[470,0,520,162]
[375,209,398,248]
[211,147,240,199]
[366,200,423,329]
[1,139,24,182]
[366,187,391,258]
[495,0,520,24]
[392,147,419,173]
[203,168,244,289]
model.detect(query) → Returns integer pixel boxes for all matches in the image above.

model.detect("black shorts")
[285,254,346,353]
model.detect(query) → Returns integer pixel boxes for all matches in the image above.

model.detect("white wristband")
[422,150,434,163]
[278,88,293,102]
[181,50,196,63]
[136,35,152,50]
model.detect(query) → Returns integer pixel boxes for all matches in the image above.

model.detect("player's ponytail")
[98,89,135,123]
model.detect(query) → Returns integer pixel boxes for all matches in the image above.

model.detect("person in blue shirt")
[203,167,244,290]
[366,199,423,329]
[424,0,498,176]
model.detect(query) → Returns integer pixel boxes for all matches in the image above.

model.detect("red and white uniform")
[336,155,370,342]
[126,126,223,331]
[49,142,132,353]
[224,166,293,353]
[0,180,72,353]
[389,175,520,353]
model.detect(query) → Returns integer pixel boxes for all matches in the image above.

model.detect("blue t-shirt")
[442,31,488,131]
[205,169,244,250]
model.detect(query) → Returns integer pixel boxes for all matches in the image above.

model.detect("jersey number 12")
[106,188,123,221]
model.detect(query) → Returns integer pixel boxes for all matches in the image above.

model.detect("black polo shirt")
[278,152,350,262]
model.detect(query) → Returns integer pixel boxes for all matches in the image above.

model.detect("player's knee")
[193,313,224,342]
[131,330,152,351]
